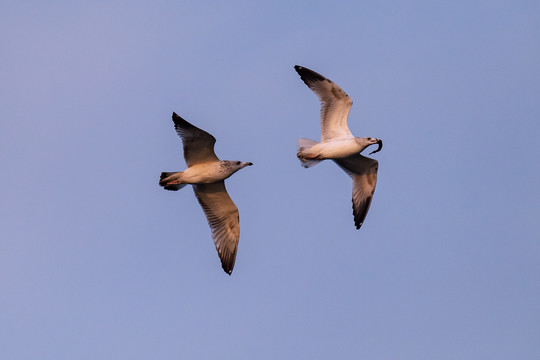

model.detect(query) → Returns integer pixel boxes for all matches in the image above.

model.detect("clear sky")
[1,1,539,359]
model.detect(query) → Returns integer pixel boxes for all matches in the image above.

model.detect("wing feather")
[172,112,219,167]
[193,182,239,274]
[334,154,379,229]
[294,65,353,141]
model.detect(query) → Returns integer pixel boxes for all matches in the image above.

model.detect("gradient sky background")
[1,1,539,359]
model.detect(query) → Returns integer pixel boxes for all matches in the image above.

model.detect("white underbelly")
[181,163,225,184]
[316,140,363,159]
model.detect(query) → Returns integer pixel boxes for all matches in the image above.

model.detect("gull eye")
[236,161,241,165]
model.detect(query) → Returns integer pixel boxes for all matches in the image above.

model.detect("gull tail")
[297,138,322,168]
[159,172,187,191]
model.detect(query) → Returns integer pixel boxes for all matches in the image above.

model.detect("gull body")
[159,112,252,275]
[161,161,251,187]
[294,65,382,229]
[298,137,378,161]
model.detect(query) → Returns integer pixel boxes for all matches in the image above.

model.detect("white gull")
[294,65,382,229]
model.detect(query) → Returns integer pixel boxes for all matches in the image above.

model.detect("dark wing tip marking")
[172,112,184,123]
[294,65,327,87]
[171,112,195,130]
[353,196,372,230]
[220,248,237,275]
[294,65,326,80]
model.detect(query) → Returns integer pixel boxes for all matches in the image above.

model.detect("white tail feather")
[297,138,322,168]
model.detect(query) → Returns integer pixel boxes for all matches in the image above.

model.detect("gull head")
[355,137,383,155]
[224,160,253,171]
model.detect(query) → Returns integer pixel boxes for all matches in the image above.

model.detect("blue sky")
[1,1,539,359]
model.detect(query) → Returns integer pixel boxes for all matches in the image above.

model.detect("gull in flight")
[159,112,252,274]
[294,65,383,229]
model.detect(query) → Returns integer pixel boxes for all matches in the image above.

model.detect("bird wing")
[333,154,378,229]
[294,65,353,142]
[172,112,220,167]
[193,181,240,274]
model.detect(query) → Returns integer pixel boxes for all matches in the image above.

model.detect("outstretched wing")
[294,65,353,142]
[193,181,240,275]
[334,154,378,229]
[172,112,220,167]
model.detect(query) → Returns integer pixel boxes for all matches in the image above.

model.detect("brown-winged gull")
[159,112,252,274]
[294,65,382,229]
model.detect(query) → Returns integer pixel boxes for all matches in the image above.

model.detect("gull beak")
[244,162,253,167]
[369,139,383,155]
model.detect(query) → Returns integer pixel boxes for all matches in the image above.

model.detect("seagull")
[294,65,383,229]
[159,112,252,275]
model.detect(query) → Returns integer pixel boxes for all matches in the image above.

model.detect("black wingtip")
[294,65,327,85]
[220,249,237,275]
[171,112,193,128]
[294,65,306,75]
[172,112,184,121]
[353,197,371,230]
[223,264,233,275]
[354,213,363,229]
